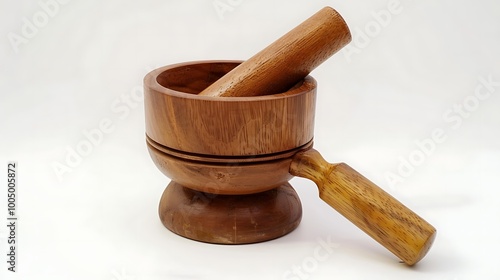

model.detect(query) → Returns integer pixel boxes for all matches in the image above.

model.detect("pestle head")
[198,6,351,97]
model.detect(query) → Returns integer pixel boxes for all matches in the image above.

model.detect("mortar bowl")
[144,61,317,195]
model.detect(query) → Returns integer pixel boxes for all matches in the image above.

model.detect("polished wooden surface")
[198,7,351,97]
[290,149,436,265]
[145,6,435,263]
[159,181,302,244]
[144,61,316,156]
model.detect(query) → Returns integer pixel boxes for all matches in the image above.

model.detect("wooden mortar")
[145,61,313,244]
[145,7,436,266]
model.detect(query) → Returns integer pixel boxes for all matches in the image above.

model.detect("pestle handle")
[198,7,351,97]
[290,149,436,265]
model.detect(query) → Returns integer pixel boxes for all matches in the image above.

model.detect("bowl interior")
[156,61,239,94]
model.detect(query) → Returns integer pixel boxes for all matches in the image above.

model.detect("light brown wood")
[290,149,436,265]
[159,181,302,244]
[198,6,351,97]
[144,61,316,156]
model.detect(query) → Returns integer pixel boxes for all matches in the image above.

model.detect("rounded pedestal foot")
[159,181,302,244]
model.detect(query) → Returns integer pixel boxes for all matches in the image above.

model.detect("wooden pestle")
[197,7,436,265]
[198,6,351,97]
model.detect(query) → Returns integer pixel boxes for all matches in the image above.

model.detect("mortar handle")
[289,148,436,265]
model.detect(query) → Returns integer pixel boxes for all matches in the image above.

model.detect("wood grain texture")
[198,6,351,97]
[290,149,436,265]
[144,61,316,156]
[144,6,436,261]
[159,181,302,244]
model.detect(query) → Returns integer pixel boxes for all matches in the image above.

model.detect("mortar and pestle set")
[144,7,436,265]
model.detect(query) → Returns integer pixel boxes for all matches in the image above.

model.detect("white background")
[1,0,500,279]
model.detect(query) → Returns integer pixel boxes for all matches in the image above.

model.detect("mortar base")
[159,181,302,244]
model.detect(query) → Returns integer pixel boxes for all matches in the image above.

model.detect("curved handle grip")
[290,149,436,265]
